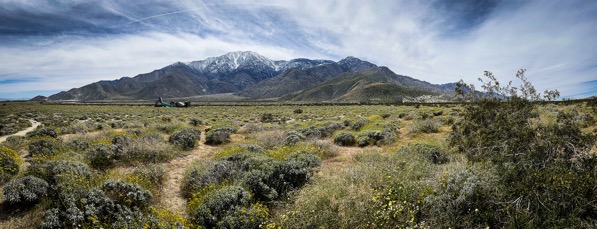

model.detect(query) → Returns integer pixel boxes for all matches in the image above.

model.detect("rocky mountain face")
[48,51,456,102]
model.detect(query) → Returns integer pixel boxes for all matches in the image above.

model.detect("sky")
[0,0,595,99]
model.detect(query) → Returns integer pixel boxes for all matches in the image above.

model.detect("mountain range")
[47,51,456,102]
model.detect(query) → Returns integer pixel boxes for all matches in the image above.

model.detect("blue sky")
[0,0,595,99]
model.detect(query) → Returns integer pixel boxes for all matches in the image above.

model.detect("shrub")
[101,180,153,209]
[86,144,116,169]
[29,137,61,157]
[300,126,327,139]
[261,113,276,123]
[0,146,22,184]
[183,161,234,198]
[3,175,49,204]
[408,119,442,134]
[127,133,177,163]
[169,127,201,150]
[324,122,344,135]
[1,135,27,151]
[27,127,58,138]
[218,202,269,229]
[449,70,596,227]
[205,128,232,145]
[293,108,303,114]
[352,119,369,131]
[424,169,497,227]
[255,130,286,149]
[133,164,166,188]
[381,114,391,119]
[190,185,251,228]
[26,160,92,184]
[310,140,339,159]
[405,143,449,164]
[111,134,132,158]
[357,129,397,147]
[333,132,356,146]
[284,131,306,145]
[189,118,203,126]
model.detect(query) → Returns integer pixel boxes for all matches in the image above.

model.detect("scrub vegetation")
[0,73,595,228]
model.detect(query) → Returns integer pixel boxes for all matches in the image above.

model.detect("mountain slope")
[238,57,377,98]
[47,51,456,102]
[284,67,450,102]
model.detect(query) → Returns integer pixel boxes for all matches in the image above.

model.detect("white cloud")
[1,0,595,98]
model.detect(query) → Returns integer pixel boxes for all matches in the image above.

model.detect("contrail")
[120,8,201,26]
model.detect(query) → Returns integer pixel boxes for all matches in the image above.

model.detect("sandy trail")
[159,141,218,216]
[0,120,40,143]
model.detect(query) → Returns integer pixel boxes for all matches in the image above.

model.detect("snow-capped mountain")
[47,51,456,102]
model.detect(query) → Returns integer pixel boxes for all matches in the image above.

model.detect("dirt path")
[0,120,40,143]
[159,141,219,216]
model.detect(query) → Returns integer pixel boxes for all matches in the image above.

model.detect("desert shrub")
[1,135,27,151]
[189,185,251,228]
[352,119,369,131]
[261,113,276,123]
[408,119,442,134]
[324,122,344,135]
[284,130,306,145]
[263,152,320,199]
[381,114,391,119]
[127,133,177,163]
[205,128,232,145]
[66,138,91,152]
[27,127,58,138]
[29,137,62,157]
[86,144,116,169]
[310,139,339,159]
[183,161,234,198]
[300,126,327,139]
[357,129,396,147]
[404,143,449,164]
[111,134,132,157]
[155,123,183,134]
[189,118,203,126]
[333,132,356,146]
[26,160,92,184]
[0,146,22,184]
[293,108,303,114]
[3,175,49,205]
[62,121,88,134]
[255,130,286,149]
[169,127,201,150]
[449,70,596,227]
[101,180,153,209]
[133,164,166,189]
[370,182,428,228]
[238,123,261,134]
[433,110,444,116]
[218,203,268,229]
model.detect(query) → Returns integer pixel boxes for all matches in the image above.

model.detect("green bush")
[189,118,203,126]
[3,175,49,205]
[284,131,306,145]
[101,180,153,209]
[352,119,369,131]
[111,134,131,157]
[205,128,232,145]
[408,119,442,134]
[333,132,356,146]
[27,127,58,138]
[29,137,62,157]
[218,202,269,229]
[169,127,201,150]
[404,143,449,164]
[357,129,396,147]
[86,144,116,169]
[0,146,22,184]
[183,161,234,198]
[449,70,596,227]
[190,185,250,228]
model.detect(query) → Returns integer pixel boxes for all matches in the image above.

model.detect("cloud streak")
[0,0,595,99]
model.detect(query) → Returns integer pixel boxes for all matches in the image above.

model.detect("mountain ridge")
[48,51,456,102]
